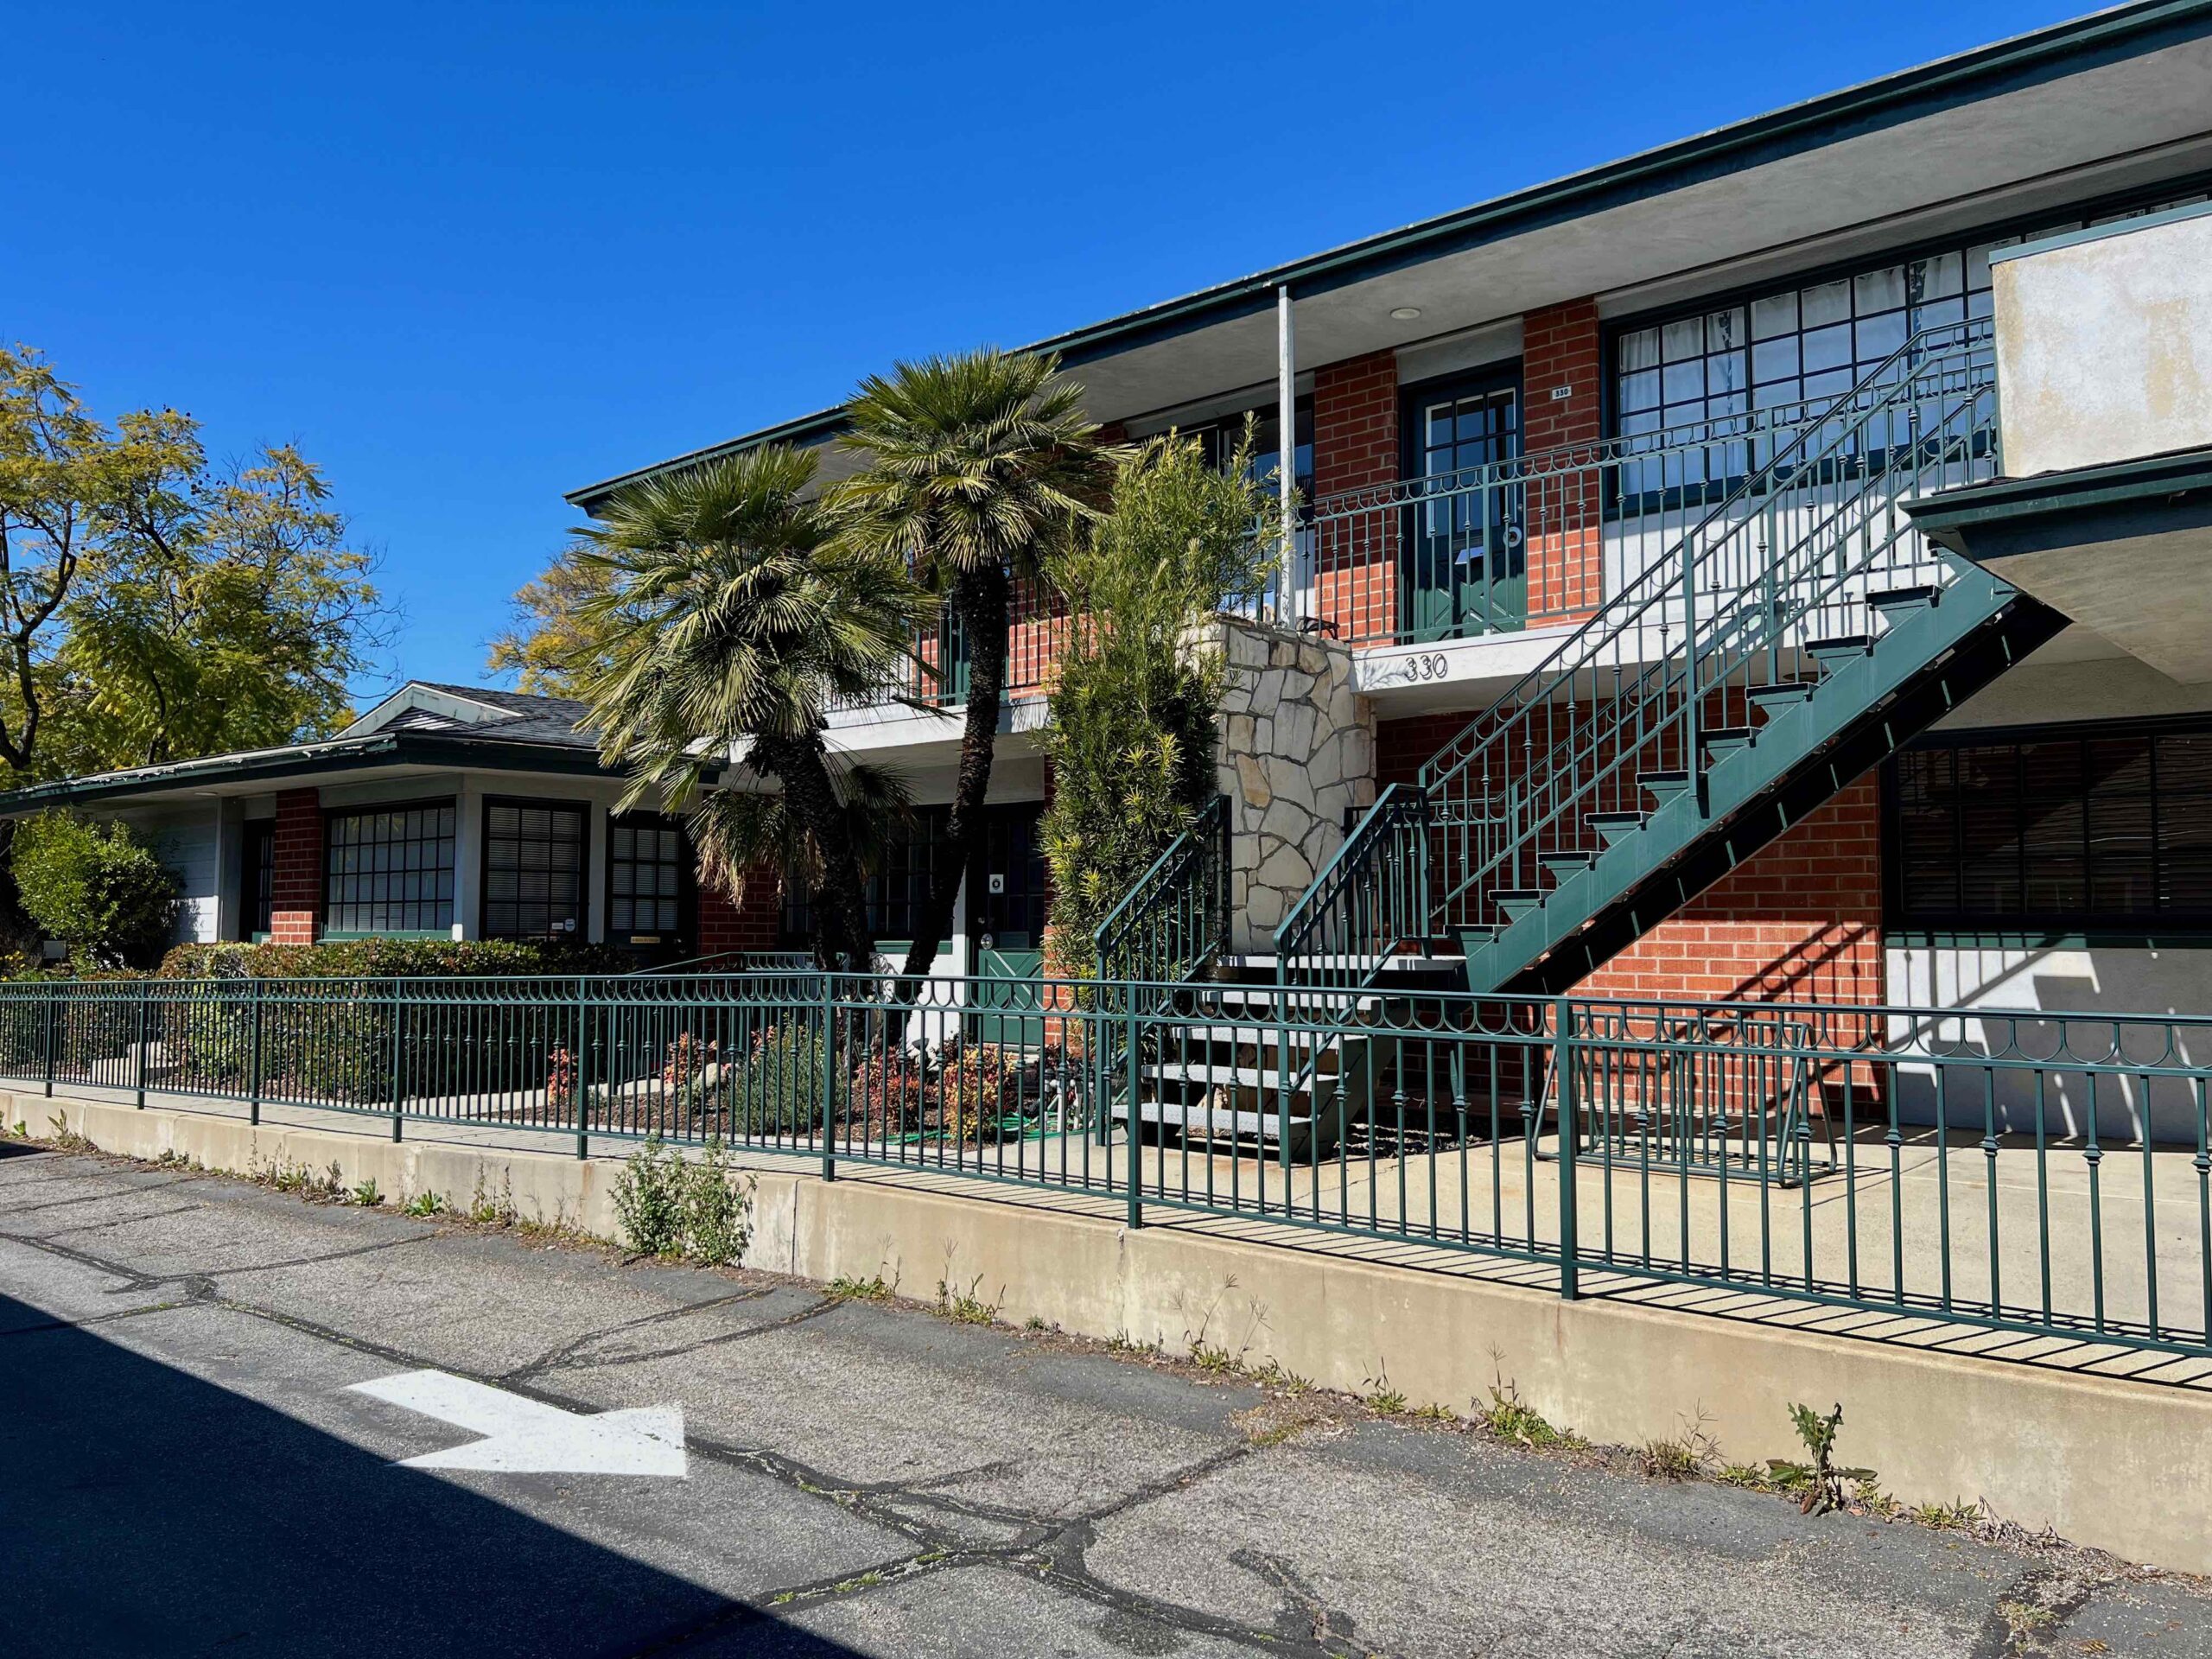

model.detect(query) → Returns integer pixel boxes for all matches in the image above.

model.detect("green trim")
[0,731,686,816]
[1889,928,2212,950]
[1905,445,2212,558]
[565,2,2212,511]
[1987,196,2212,264]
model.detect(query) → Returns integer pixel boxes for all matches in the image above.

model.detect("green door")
[1404,382,1524,643]
[968,804,1046,1055]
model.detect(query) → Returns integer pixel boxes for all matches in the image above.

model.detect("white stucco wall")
[1993,202,2212,477]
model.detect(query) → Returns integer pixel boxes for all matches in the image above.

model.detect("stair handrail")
[1416,318,1995,793]
[1420,321,1998,938]
[1270,784,1429,996]
[1092,793,1231,991]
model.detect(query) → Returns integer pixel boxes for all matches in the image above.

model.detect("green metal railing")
[1270,785,1428,996]
[10,970,2211,1367]
[1274,321,2002,995]
[1416,319,1999,944]
[1093,795,1231,987]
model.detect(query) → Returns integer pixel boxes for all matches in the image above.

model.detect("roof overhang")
[0,732,659,817]
[567,2,2212,512]
[1909,446,2212,682]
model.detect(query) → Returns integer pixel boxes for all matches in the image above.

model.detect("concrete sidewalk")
[3,1141,2209,1657]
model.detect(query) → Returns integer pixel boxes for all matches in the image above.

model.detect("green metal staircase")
[1280,318,2067,996]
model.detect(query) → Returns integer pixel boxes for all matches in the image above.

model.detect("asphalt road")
[3,1140,2209,1659]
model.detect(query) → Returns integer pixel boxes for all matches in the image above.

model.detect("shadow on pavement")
[0,1292,859,1657]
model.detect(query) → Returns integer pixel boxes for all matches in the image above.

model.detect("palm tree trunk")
[755,733,876,976]
[899,563,1010,983]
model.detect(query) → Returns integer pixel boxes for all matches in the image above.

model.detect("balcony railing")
[830,392,1929,721]
[1267,391,1949,652]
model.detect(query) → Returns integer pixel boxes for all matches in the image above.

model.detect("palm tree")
[832,348,1117,981]
[575,446,929,974]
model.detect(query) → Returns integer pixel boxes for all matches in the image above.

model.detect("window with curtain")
[482,799,587,939]
[610,815,686,942]
[1891,724,2212,931]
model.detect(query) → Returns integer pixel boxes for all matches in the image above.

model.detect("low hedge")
[157,938,636,982]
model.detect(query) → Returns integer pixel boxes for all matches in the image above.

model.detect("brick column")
[696,864,784,956]
[1521,298,1605,622]
[269,788,322,945]
[1312,349,1399,648]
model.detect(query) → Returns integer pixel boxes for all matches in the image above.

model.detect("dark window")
[609,814,689,943]
[1612,188,2208,447]
[1187,398,1313,505]
[242,820,276,940]
[324,801,455,935]
[483,799,587,940]
[780,806,962,949]
[969,804,1048,948]
[1890,722,2212,931]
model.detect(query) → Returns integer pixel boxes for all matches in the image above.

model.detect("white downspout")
[1276,284,1297,619]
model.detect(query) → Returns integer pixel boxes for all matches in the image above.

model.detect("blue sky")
[5,0,2082,700]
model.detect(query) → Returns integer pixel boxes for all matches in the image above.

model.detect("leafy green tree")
[833,348,1116,981]
[575,446,930,974]
[0,346,391,778]
[1040,431,1275,969]
[487,537,628,696]
[10,810,181,968]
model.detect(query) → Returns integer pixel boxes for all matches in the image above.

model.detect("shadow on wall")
[0,1289,863,1658]
[1887,940,2212,1144]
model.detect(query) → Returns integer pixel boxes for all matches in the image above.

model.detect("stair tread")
[1110,1098,1318,1138]
[1143,1059,1321,1090]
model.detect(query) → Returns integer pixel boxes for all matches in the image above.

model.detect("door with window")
[608,813,694,963]
[1403,378,1522,642]
[240,820,276,941]
[967,803,1048,1047]
[481,799,588,941]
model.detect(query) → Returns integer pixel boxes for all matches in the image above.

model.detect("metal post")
[134,991,149,1110]
[1276,284,1298,601]
[1555,997,1580,1301]
[1680,534,1701,809]
[247,981,264,1127]
[389,983,404,1142]
[574,977,589,1160]
[41,994,56,1098]
[1124,985,1143,1230]
[818,972,836,1182]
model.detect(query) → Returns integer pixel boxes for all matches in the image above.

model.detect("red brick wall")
[1312,349,1401,648]
[696,863,783,956]
[1522,297,1605,621]
[1573,775,1885,1005]
[1376,713,1475,787]
[269,788,321,944]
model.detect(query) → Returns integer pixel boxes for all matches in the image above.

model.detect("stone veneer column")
[1209,618,1377,954]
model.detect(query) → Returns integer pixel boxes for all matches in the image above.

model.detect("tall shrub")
[10,811,181,969]
[1039,433,1275,969]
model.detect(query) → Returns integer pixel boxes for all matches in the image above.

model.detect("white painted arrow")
[346,1370,687,1477]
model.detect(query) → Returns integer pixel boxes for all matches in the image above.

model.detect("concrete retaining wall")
[15,1088,2211,1574]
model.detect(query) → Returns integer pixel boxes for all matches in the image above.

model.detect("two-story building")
[13,3,2212,1034]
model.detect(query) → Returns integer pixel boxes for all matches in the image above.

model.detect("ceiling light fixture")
[1389,306,1422,321]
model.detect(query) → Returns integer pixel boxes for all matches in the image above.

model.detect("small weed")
[46,1113,96,1154]
[348,1177,382,1208]
[935,1273,1001,1326]
[254,1156,346,1201]
[1996,1599,2056,1638]
[467,1170,519,1228]
[1360,1362,1408,1414]
[1477,1373,1578,1451]
[1852,1478,1903,1521]
[827,1274,894,1302]
[1766,1402,1875,1516]
[1913,1497,1982,1531]
[1637,1411,1719,1481]
[1023,1316,1047,1332]
[1716,1462,1771,1489]
[1190,1340,1242,1375]
[403,1190,448,1217]
[1248,1359,1315,1395]
[153,1148,202,1172]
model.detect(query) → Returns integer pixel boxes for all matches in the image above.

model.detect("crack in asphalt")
[5,1159,1369,1659]
[501,1287,842,1383]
